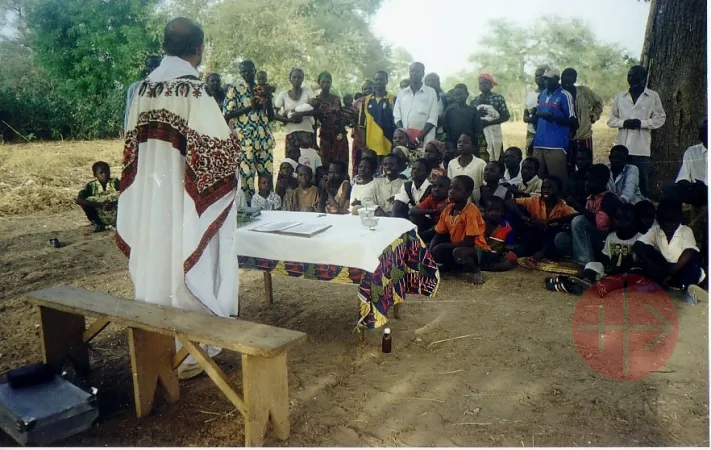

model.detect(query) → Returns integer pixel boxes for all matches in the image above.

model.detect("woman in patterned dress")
[223,60,276,202]
[313,71,349,167]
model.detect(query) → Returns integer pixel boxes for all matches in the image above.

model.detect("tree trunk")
[642,0,707,198]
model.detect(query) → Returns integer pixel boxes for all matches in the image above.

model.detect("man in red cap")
[471,73,510,162]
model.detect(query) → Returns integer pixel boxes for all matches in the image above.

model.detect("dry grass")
[0,122,617,217]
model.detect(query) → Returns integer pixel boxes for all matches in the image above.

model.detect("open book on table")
[250,221,332,237]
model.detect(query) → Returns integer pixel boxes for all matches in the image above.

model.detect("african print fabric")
[118,55,241,320]
[239,229,440,330]
[224,81,276,202]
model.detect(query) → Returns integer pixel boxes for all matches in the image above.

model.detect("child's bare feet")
[471,270,484,285]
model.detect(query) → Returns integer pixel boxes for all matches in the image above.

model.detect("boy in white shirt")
[373,154,405,216]
[632,200,705,298]
[583,203,641,282]
[447,131,486,203]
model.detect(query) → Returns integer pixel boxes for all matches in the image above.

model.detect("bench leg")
[128,328,180,418]
[39,306,90,375]
[242,352,290,447]
[264,272,273,305]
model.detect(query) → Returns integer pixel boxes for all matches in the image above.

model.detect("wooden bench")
[25,286,307,447]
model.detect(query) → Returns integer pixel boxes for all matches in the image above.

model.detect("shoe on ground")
[685,284,708,305]
[178,363,204,380]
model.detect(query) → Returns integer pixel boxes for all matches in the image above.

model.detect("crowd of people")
[80,17,708,318]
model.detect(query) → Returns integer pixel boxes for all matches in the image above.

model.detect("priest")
[117,17,241,379]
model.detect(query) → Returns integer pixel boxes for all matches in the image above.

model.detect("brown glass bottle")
[382,328,392,353]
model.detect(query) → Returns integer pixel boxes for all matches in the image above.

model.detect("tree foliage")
[26,0,161,97]
[444,17,637,120]
[198,0,408,95]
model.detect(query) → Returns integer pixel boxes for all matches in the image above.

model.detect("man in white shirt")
[607,65,666,197]
[664,119,707,207]
[393,62,440,146]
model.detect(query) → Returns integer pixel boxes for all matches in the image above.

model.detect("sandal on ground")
[686,284,708,305]
[545,275,590,295]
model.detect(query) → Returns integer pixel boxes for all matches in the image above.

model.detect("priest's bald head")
[162,17,204,68]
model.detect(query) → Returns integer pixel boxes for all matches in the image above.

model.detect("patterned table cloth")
[238,229,440,330]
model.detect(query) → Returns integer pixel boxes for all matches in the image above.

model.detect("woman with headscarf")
[274,67,316,150]
[312,71,349,167]
[470,73,510,162]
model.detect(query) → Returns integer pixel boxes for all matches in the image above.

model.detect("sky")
[371,0,651,78]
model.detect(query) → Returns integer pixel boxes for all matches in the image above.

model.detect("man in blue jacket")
[532,67,578,189]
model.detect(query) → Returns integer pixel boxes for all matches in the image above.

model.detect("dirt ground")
[0,208,708,447]
[0,123,708,446]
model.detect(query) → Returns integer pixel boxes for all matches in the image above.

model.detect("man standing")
[224,60,276,202]
[124,55,161,130]
[393,62,439,147]
[561,68,603,173]
[532,67,577,188]
[118,18,241,380]
[523,65,549,156]
[360,70,396,159]
[607,65,666,196]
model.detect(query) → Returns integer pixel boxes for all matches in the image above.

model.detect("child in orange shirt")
[430,175,510,285]
[410,175,450,242]
[506,175,578,262]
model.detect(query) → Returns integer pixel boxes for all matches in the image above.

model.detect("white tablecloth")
[235,211,416,273]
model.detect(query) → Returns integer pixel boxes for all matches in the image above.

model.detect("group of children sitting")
[247,129,706,302]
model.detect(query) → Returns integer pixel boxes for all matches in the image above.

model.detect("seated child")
[608,144,645,204]
[501,146,523,186]
[430,175,509,285]
[373,153,406,216]
[351,157,378,214]
[251,175,281,211]
[507,157,542,198]
[283,165,320,212]
[392,128,416,152]
[275,160,298,199]
[483,196,516,262]
[293,132,322,177]
[410,175,450,241]
[424,140,447,183]
[320,160,351,214]
[75,161,120,232]
[353,148,381,182]
[564,147,593,211]
[391,146,415,179]
[447,132,486,203]
[633,200,706,294]
[505,175,578,262]
[479,160,513,210]
[634,200,656,234]
[393,158,432,219]
[583,203,641,281]
[554,164,622,268]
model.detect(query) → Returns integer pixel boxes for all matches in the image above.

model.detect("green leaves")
[201,0,400,95]
[26,0,160,98]
[446,17,635,116]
